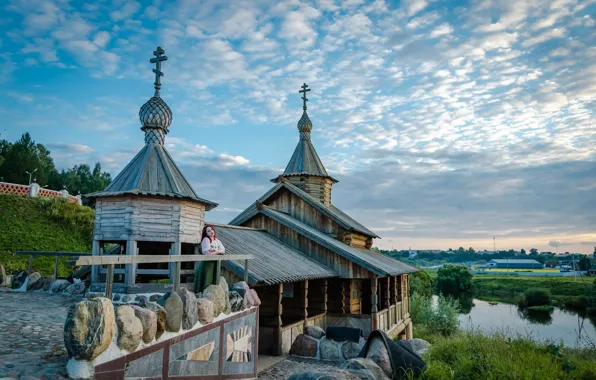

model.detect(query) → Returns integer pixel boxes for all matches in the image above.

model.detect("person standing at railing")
[194,225,225,292]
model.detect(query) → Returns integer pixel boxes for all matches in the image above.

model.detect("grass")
[0,195,93,277]
[527,305,555,312]
[488,301,498,305]
[473,268,561,273]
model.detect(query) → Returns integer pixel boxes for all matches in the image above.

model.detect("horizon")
[2,0,595,254]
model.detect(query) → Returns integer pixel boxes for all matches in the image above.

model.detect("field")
[472,267,561,273]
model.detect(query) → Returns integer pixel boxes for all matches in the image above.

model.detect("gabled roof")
[273,137,338,182]
[87,143,217,210]
[259,207,418,276]
[229,181,379,238]
[214,224,338,285]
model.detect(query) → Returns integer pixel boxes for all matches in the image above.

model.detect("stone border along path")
[0,288,81,380]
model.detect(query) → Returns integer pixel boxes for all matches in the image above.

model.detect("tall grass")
[411,293,460,336]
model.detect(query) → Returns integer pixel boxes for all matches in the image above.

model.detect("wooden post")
[302,280,309,323]
[215,260,221,285]
[406,321,413,339]
[91,242,101,283]
[321,279,328,314]
[341,280,347,314]
[244,259,249,283]
[385,277,391,309]
[28,255,33,273]
[169,240,180,285]
[371,277,378,313]
[273,283,283,356]
[105,264,115,300]
[126,239,137,285]
[173,261,181,291]
[393,276,398,305]
[54,255,59,279]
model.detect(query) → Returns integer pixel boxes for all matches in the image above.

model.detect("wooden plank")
[105,264,115,300]
[15,251,92,257]
[76,254,254,265]
[28,255,33,273]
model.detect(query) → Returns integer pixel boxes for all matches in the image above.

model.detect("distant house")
[478,250,498,255]
[588,267,596,276]
[487,259,544,269]
[545,261,558,268]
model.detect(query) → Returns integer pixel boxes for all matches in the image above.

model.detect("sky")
[1,0,595,254]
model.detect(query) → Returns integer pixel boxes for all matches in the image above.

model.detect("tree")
[521,248,527,255]
[436,264,473,295]
[410,270,433,298]
[0,133,57,185]
[578,255,592,271]
[530,248,539,255]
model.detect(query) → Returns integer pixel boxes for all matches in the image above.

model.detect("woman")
[194,225,225,292]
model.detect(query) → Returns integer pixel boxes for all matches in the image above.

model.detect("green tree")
[437,264,473,295]
[410,269,433,297]
[530,248,539,255]
[0,133,57,185]
[49,163,111,195]
[520,248,527,255]
[578,255,591,271]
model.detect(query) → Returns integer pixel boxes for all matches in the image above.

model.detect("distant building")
[540,252,554,255]
[478,250,498,255]
[487,259,544,269]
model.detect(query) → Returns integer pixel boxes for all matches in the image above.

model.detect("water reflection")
[433,295,596,348]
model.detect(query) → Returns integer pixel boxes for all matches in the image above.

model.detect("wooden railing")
[375,301,404,333]
[14,251,92,278]
[76,254,253,299]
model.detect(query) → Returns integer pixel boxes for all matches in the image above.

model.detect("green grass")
[0,195,93,277]
[527,305,555,312]
[411,326,596,380]
[488,301,498,305]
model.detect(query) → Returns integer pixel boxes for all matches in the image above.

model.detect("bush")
[436,264,473,295]
[410,269,433,297]
[520,287,552,307]
[411,293,460,336]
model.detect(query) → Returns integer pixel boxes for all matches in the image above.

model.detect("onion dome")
[297,111,312,139]
[139,96,173,130]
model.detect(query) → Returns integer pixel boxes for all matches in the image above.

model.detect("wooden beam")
[341,280,347,313]
[322,279,328,314]
[76,254,254,265]
[126,239,137,285]
[302,280,309,323]
[105,264,115,300]
[371,277,378,313]
[244,259,249,283]
[15,251,92,257]
[385,277,391,309]
[53,256,59,279]
[28,255,33,274]
[274,283,283,356]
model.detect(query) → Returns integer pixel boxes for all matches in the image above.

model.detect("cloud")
[110,1,141,22]
[403,0,428,17]
[430,23,454,38]
[46,143,95,154]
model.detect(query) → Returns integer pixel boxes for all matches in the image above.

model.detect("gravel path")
[257,357,352,380]
[0,288,81,380]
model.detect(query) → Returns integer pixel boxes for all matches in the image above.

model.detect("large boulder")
[116,305,143,352]
[64,297,115,361]
[320,338,341,361]
[220,276,230,297]
[408,338,431,356]
[142,301,167,339]
[50,279,70,293]
[340,358,391,380]
[342,338,365,360]
[157,291,183,332]
[0,264,5,286]
[196,298,214,325]
[203,284,227,317]
[11,270,28,289]
[42,276,55,291]
[289,334,318,357]
[364,336,392,378]
[248,289,261,306]
[288,370,361,380]
[131,305,157,344]
[304,325,325,340]
[176,288,198,330]
[26,272,42,291]
[231,281,255,307]
[229,291,246,313]
[65,281,86,295]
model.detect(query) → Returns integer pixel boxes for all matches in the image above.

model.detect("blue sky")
[2,0,596,253]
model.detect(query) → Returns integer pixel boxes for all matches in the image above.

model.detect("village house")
[221,84,418,355]
[486,259,544,269]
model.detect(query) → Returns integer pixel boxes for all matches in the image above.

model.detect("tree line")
[0,133,111,196]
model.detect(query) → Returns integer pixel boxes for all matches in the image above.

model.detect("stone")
[229,291,246,312]
[121,295,132,303]
[11,270,28,289]
[157,291,183,332]
[143,302,167,339]
[220,276,229,296]
[113,294,121,302]
[203,284,227,317]
[176,288,198,330]
[342,338,365,360]
[320,337,341,360]
[149,294,161,302]
[135,295,147,304]
[131,305,157,344]
[64,297,115,361]
[304,325,325,340]
[4,274,12,287]
[364,336,392,378]
[248,288,261,306]
[65,281,86,295]
[289,334,318,357]
[341,358,391,380]
[50,279,70,293]
[196,297,214,324]
[26,272,42,291]
[42,276,55,291]
[0,264,5,286]
[231,281,249,298]
[288,370,361,380]
[116,305,143,352]
[408,338,431,356]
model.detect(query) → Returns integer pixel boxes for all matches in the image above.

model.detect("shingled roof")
[87,143,218,210]
[214,224,338,285]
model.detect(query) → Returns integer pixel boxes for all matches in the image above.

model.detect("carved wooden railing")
[375,301,405,333]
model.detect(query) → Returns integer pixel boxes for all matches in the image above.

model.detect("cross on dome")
[299,83,310,111]
[150,46,168,96]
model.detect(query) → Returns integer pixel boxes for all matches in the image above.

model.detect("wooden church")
[220,84,418,355]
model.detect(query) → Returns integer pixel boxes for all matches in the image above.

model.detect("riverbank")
[412,325,596,380]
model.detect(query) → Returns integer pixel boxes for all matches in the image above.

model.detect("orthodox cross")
[299,83,311,111]
[150,46,168,96]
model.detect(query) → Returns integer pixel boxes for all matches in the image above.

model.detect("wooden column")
[321,279,328,314]
[273,283,283,356]
[406,321,413,339]
[91,240,101,283]
[126,239,137,285]
[384,277,391,309]
[169,240,181,286]
[393,276,399,305]
[341,280,348,314]
[302,280,309,323]
[371,277,379,330]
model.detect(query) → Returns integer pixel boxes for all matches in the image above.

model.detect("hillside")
[0,195,94,277]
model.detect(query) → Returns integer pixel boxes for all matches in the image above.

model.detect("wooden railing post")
[54,255,59,279]
[244,259,249,283]
[173,261,181,291]
[105,264,114,300]
[28,255,33,273]
[215,260,221,285]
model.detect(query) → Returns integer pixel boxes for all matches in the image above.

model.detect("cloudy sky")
[2,0,595,254]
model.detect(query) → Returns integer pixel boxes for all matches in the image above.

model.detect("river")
[436,296,596,348]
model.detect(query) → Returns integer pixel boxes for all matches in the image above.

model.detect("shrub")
[436,264,473,295]
[411,293,460,336]
[520,287,552,307]
[410,269,433,297]
[563,296,589,310]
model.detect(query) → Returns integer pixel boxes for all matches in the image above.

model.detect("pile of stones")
[63,278,260,363]
[289,326,366,361]
[0,265,86,295]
